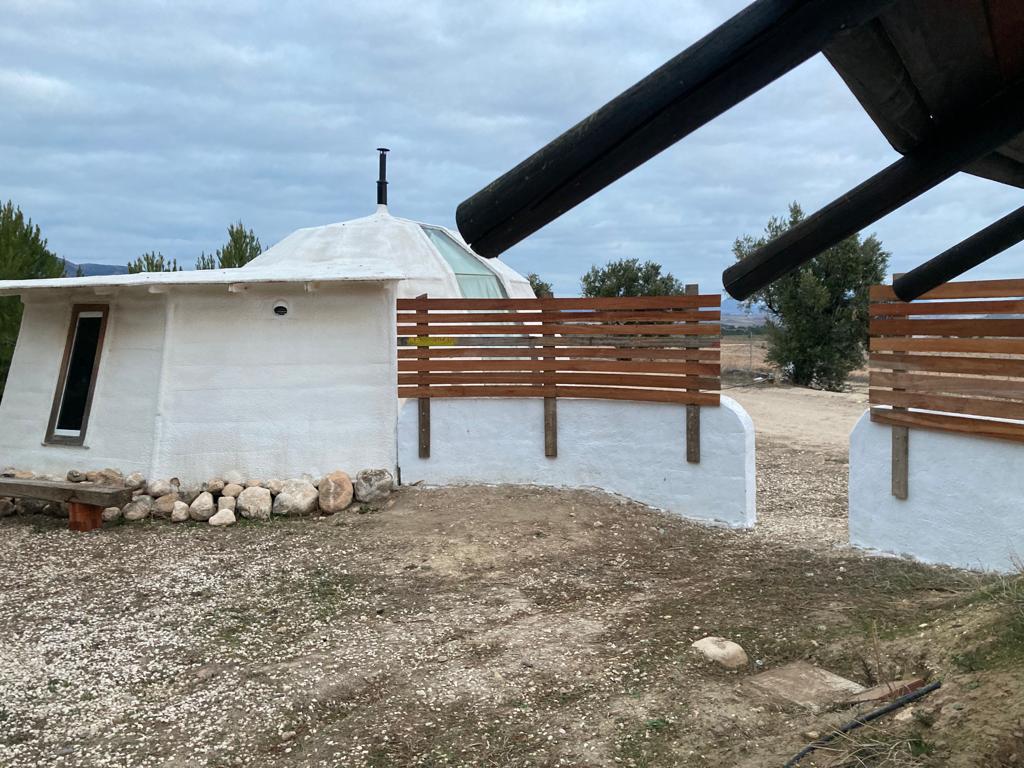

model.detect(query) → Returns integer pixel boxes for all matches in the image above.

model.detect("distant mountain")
[720,296,767,327]
[62,261,129,277]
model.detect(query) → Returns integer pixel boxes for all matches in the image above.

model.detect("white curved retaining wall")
[850,411,1024,572]
[397,396,755,528]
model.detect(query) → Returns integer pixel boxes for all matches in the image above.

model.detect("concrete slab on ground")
[748,661,865,712]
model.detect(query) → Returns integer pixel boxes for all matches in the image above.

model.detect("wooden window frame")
[44,304,109,446]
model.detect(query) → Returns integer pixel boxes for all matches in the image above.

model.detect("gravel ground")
[1,385,1002,767]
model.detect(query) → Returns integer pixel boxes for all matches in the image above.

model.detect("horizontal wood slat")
[398,295,720,310]
[871,408,1024,444]
[870,353,1024,378]
[399,372,720,389]
[396,309,721,324]
[869,278,1024,441]
[398,346,721,361]
[398,295,720,406]
[398,322,720,336]
[871,279,1024,301]
[869,299,1024,316]
[399,385,721,406]
[399,359,721,375]
[871,372,1024,400]
[870,318,1024,337]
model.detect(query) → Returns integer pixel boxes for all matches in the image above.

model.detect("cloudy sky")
[3,0,1023,295]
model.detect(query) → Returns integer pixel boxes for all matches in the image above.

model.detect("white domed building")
[0,182,534,483]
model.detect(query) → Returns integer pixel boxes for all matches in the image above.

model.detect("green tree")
[197,221,262,269]
[127,251,181,273]
[581,258,684,297]
[0,201,66,396]
[733,202,889,390]
[527,272,554,298]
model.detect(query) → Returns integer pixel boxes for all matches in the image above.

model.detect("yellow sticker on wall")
[406,336,457,347]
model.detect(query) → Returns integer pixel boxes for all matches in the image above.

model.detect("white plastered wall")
[398,396,755,528]
[0,294,165,476]
[152,281,398,483]
[849,411,1024,572]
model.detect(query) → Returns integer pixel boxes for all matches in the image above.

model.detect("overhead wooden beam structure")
[722,78,1024,301]
[456,0,895,258]
[893,204,1024,301]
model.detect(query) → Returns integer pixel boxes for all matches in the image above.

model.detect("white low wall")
[849,411,1024,572]
[397,396,755,528]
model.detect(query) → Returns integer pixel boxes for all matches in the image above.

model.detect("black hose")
[783,680,942,767]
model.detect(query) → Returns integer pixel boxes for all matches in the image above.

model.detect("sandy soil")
[728,383,868,452]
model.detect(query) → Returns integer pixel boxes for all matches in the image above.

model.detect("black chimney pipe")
[377,147,389,206]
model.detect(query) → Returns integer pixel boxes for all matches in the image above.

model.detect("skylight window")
[420,226,507,298]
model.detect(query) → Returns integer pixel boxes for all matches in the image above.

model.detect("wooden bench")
[0,478,133,532]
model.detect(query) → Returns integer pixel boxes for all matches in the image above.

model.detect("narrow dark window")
[45,305,108,445]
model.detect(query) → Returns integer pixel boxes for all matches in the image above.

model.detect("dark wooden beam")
[723,77,1024,300]
[893,204,1024,301]
[0,478,131,508]
[456,0,895,258]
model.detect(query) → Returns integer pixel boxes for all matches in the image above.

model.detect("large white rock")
[691,637,749,670]
[221,483,244,499]
[189,491,216,522]
[152,493,179,519]
[101,506,122,522]
[87,468,124,487]
[125,472,146,491]
[218,496,236,512]
[146,479,174,498]
[237,486,272,520]
[354,469,393,503]
[266,478,284,495]
[273,479,319,516]
[209,508,236,527]
[171,501,190,523]
[203,478,225,495]
[319,471,354,513]
[123,495,153,522]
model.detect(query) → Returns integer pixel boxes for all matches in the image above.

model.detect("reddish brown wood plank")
[870,408,1024,444]
[870,353,1024,378]
[397,295,721,310]
[870,317,1024,338]
[398,359,720,375]
[870,371,1024,400]
[399,323,721,336]
[398,372,719,390]
[870,336,1024,354]
[398,309,721,324]
[871,279,1024,301]
[398,346,721,361]
[869,298,1024,317]
[869,388,1024,421]
[398,384,719,405]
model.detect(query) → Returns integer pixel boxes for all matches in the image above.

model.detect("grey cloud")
[2,0,1022,292]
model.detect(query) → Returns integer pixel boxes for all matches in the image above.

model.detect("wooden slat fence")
[397,295,721,405]
[869,278,1024,444]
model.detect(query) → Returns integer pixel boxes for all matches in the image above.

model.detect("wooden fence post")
[542,303,558,457]
[685,283,701,464]
[415,294,430,459]
[887,275,908,499]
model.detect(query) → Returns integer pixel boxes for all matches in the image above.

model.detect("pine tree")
[127,251,181,274]
[527,273,554,298]
[0,201,66,397]
[195,221,262,269]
